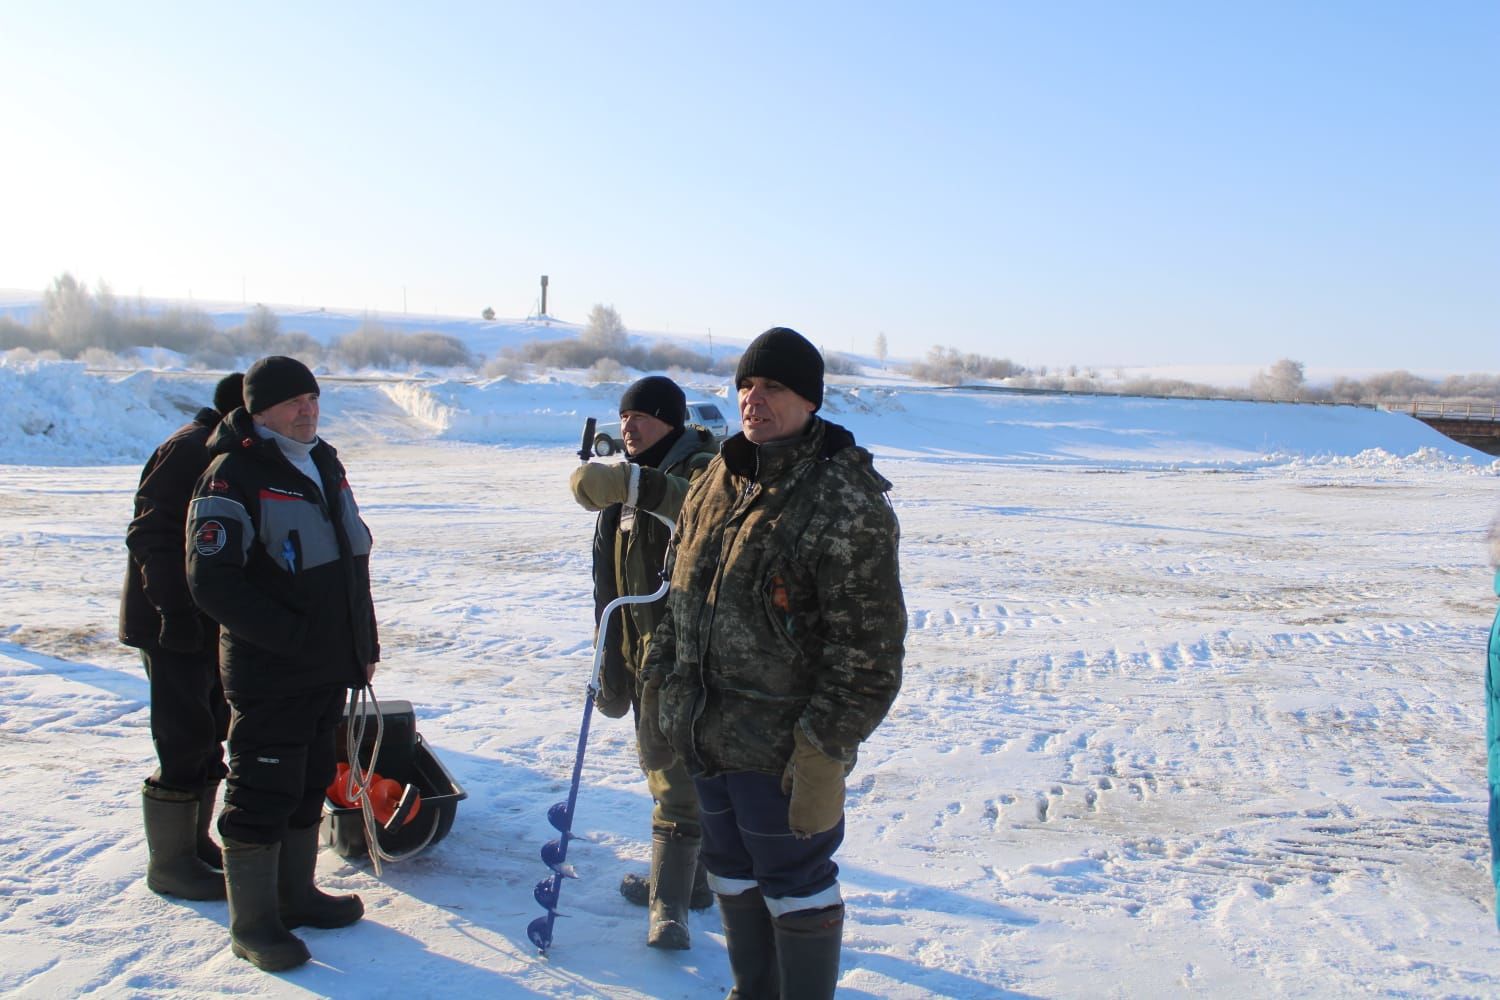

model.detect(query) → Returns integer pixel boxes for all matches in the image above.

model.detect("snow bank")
[3,361,1494,471]
[0,360,189,466]
[380,377,617,445]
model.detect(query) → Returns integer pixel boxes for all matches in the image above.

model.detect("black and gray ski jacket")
[185,408,377,698]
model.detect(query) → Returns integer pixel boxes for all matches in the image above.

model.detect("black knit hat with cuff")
[618,375,686,429]
[734,327,824,411]
[244,356,319,415]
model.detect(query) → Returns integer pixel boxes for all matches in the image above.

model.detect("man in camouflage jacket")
[569,375,718,950]
[641,327,905,1000]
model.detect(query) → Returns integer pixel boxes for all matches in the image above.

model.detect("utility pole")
[540,275,549,317]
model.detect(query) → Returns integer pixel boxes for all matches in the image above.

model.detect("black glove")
[158,612,204,653]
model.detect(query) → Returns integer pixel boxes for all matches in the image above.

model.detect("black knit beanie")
[244,356,319,415]
[734,327,824,411]
[212,372,245,416]
[618,375,686,429]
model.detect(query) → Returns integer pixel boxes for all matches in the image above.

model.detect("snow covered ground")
[3,362,1500,998]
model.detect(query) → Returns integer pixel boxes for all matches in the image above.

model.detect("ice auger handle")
[577,417,596,464]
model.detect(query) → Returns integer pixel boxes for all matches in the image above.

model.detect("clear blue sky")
[1,2,1495,370]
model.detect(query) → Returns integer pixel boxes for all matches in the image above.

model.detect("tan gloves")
[780,726,846,838]
[593,664,631,719]
[569,462,638,512]
[637,672,676,772]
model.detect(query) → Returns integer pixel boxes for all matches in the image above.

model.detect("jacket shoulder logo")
[194,520,227,556]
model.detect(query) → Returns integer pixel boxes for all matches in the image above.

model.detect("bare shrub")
[511,330,714,375]
[481,353,530,379]
[0,316,51,351]
[824,352,859,376]
[273,331,324,360]
[908,345,1023,385]
[588,358,627,383]
[644,340,714,372]
[332,323,474,370]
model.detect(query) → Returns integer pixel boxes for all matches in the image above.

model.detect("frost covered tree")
[1252,358,1306,400]
[243,304,279,349]
[875,331,888,369]
[43,273,106,354]
[582,303,627,352]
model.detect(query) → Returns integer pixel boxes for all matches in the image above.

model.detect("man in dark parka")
[120,371,242,902]
[186,356,377,972]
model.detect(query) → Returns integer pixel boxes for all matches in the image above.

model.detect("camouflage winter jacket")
[591,426,718,717]
[647,417,905,777]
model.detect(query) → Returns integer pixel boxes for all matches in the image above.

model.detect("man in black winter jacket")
[121,371,242,903]
[186,356,378,972]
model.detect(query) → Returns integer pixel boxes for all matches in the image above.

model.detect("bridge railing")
[1381,400,1500,422]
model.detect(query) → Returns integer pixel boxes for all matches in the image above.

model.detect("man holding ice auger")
[568,375,718,949]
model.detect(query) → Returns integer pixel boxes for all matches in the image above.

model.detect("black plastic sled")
[321,699,467,860]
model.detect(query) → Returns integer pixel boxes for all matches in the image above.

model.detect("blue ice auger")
[529,419,676,953]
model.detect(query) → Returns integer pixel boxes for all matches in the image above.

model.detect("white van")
[592,400,730,457]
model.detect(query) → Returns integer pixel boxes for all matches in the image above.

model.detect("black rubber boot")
[224,838,310,971]
[142,783,226,901]
[278,822,363,930]
[718,887,780,1000]
[774,904,844,1000]
[647,821,699,950]
[196,782,223,871]
[620,858,713,910]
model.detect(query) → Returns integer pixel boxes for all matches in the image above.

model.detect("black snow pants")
[218,686,346,845]
[141,648,229,792]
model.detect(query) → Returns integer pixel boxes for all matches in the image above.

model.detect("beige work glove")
[569,462,637,512]
[780,726,846,838]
